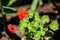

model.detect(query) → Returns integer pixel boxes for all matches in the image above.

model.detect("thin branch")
[2,6,17,11]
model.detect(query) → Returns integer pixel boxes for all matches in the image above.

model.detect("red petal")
[17,9,28,20]
[7,24,15,33]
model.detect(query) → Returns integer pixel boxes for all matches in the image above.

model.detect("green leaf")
[49,20,59,31]
[49,30,54,35]
[19,20,25,32]
[7,0,16,6]
[31,27,36,32]
[41,15,50,24]
[31,21,35,25]
[28,22,36,32]
[4,8,16,13]
[34,12,39,21]
[34,31,41,40]
[39,24,44,30]
[41,31,45,36]
[20,21,27,28]
[35,38,40,40]
[28,9,34,18]
[23,17,29,22]
[33,21,39,28]
[19,26,25,32]
[27,22,32,32]
[19,20,28,32]
[44,27,48,32]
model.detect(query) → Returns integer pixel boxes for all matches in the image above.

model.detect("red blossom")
[7,24,15,33]
[17,9,28,19]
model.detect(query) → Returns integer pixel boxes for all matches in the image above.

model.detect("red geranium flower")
[7,24,15,33]
[17,9,28,19]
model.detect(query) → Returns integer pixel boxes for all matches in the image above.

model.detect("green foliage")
[7,0,16,6]
[43,27,48,32]
[41,31,45,36]
[49,30,54,36]
[16,0,59,40]
[39,24,44,30]
[19,20,25,32]
[34,12,39,21]
[33,21,39,28]
[19,10,59,40]
[49,20,59,31]
[1,0,16,14]
[34,31,41,40]
[27,22,36,32]
[28,9,34,18]
[41,15,50,24]
[23,17,29,22]
[1,0,16,6]
[4,8,16,13]
[19,19,28,32]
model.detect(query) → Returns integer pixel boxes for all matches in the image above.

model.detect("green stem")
[1,4,6,31]
[3,14,6,31]
[31,0,39,11]
[2,6,17,11]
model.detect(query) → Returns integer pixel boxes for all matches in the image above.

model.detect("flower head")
[17,9,28,20]
[7,24,15,33]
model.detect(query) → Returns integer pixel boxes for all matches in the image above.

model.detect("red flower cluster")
[17,9,28,19]
[7,24,15,33]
